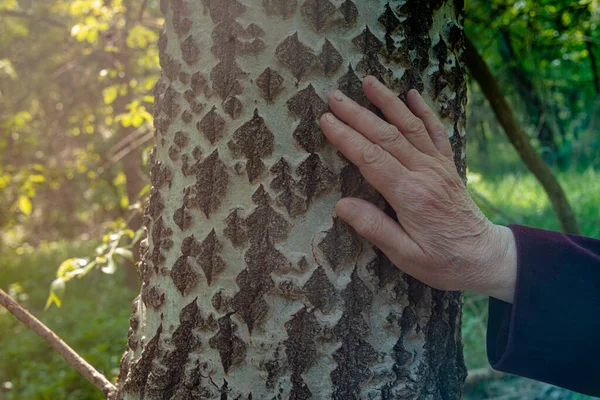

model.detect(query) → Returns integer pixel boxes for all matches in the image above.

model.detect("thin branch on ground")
[465,367,506,389]
[0,288,117,399]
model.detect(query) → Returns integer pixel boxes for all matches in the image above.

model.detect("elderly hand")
[320,76,517,303]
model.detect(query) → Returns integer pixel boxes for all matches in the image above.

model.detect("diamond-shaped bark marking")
[228,109,275,182]
[202,0,246,24]
[222,96,243,120]
[319,39,342,76]
[196,229,226,286]
[301,0,336,32]
[181,36,201,65]
[298,153,335,204]
[337,64,370,108]
[181,110,193,124]
[147,190,164,220]
[195,149,229,218]
[270,158,306,217]
[303,266,337,312]
[173,205,192,231]
[197,106,225,145]
[251,183,273,205]
[181,235,199,257]
[149,217,171,269]
[275,33,318,81]
[210,58,246,100]
[246,23,265,38]
[395,68,424,102]
[233,234,291,333]
[173,16,192,38]
[340,163,384,207]
[287,84,328,118]
[246,185,290,243]
[224,208,248,248]
[352,26,383,56]
[366,249,404,299]
[172,255,200,296]
[150,162,172,189]
[284,308,318,399]
[209,314,247,374]
[339,0,358,24]
[263,0,297,19]
[191,72,207,95]
[356,54,389,83]
[318,217,361,271]
[174,131,189,148]
[257,67,284,102]
[292,106,326,153]
[159,85,181,120]
[378,3,400,32]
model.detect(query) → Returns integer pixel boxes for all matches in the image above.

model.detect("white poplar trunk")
[118,1,468,398]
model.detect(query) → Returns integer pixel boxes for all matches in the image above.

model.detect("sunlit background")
[0,0,599,399]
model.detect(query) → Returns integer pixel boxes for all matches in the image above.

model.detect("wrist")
[470,224,518,303]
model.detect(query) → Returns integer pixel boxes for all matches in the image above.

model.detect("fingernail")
[324,113,336,124]
[366,76,379,87]
[333,90,345,101]
[336,198,357,218]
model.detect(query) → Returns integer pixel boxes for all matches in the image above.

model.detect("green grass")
[0,241,136,400]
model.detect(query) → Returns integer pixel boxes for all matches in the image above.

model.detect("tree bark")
[465,37,581,235]
[117,1,468,398]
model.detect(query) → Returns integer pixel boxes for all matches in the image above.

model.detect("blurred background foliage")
[0,0,598,399]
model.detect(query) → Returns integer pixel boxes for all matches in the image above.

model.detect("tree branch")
[465,37,581,235]
[0,288,117,399]
[1,10,67,29]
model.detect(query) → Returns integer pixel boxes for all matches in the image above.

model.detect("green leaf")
[114,248,134,262]
[103,86,118,105]
[101,256,116,274]
[57,258,87,278]
[18,195,32,216]
[45,278,66,310]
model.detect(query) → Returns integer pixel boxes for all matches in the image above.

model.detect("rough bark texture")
[117,1,468,398]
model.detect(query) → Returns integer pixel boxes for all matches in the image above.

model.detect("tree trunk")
[117,1,468,398]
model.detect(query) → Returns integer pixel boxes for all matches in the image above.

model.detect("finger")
[320,112,407,196]
[362,76,439,157]
[407,89,453,160]
[335,197,422,268]
[326,89,419,166]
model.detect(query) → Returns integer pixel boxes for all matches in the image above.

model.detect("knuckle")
[402,117,426,135]
[375,122,401,143]
[361,144,387,166]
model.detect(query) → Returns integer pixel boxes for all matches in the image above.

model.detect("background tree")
[116,0,468,398]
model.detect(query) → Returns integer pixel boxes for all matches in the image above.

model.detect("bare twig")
[1,10,67,29]
[465,367,506,389]
[0,288,117,399]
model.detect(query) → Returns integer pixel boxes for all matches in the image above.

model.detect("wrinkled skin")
[320,76,517,303]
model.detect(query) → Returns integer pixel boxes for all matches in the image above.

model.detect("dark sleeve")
[487,224,600,397]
